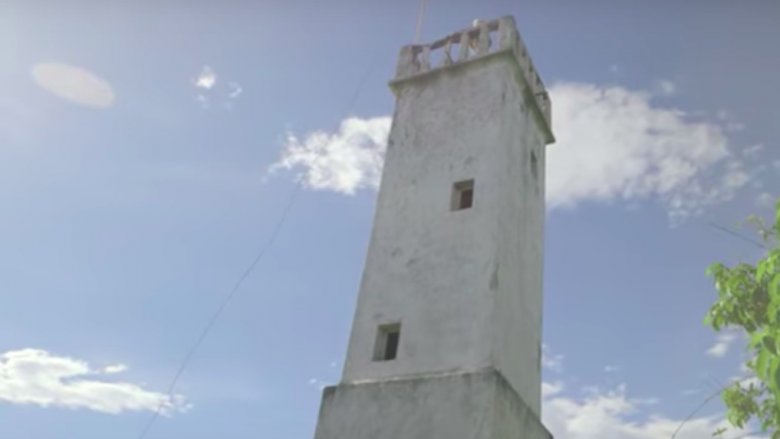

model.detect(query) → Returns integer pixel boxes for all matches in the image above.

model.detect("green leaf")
[706,203,780,436]
[752,331,766,346]
[772,274,780,301]
[775,199,780,236]
[707,263,723,277]
[760,260,770,283]
[758,347,771,380]
[766,337,779,356]
[771,360,780,397]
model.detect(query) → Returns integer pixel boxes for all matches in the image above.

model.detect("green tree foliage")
[706,199,780,436]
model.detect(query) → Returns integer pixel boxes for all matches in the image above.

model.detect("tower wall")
[314,16,554,438]
[314,369,551,439]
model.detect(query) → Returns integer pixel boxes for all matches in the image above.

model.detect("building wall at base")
[314,368,552,439]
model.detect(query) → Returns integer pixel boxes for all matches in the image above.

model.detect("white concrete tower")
[313,16,555,439]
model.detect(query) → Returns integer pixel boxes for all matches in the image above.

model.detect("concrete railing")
[394,16,551,129]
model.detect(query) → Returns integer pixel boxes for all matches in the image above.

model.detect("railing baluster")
[458,31,470,62]
[443,38,453,66]
[420,45,431,72]
[498,16,518,51]
[477,21,490,55]
[391,16,551,134]
[395,45,418,78]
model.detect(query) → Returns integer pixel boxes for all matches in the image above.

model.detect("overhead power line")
[707,221,767,251]
[671,377,761,439]
[136,51,380,439]
[138,185,300,439]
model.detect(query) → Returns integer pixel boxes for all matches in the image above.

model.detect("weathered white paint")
[313,16,554,438]
[314,369,551,439]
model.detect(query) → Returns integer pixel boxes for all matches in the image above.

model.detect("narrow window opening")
[451,179,475,211]
[373,323,401,361]
[530,150,538,181]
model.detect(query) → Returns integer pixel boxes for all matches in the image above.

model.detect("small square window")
[451,179,475,211]
[373,323,401,361]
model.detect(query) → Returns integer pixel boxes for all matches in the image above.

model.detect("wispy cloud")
[228,82,243,99]
[540,350,759,439]
[543,381,565,398]
[706,332,739,358]
[103,364,128,374]
[191,67,243,109]
[547,82,747,223]
[0,349,188,415]
[195,93,209,108]
[743,144,764,158]
[194,65,217,90]
[756,192,775,209]
[656,79,677,96]
[270,82,749,223]
[307,378,329,391]
[542,344,565,373]
[716,110,746,133]
[32,63,115,109]
[542,382,760,439]
[270,116,391,194]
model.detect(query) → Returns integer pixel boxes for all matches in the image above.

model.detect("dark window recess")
[384,331,399,360]
[452,179,475,210]
[373,323,401,361]
[530,150,539,181]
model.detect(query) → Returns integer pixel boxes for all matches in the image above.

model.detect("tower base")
[313,368,552,439]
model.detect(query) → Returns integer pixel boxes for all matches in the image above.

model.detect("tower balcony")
[391,16,553,143]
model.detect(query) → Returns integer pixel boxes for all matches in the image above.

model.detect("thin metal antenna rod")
[414,0,428,43]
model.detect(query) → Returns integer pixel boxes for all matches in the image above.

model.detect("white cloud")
[743,144,764,158]
[716,110,746,133]
[706,332,739,358]
[656,79,677,96]
[270,116,391,195]
[195,93,209,109]
[271,82,749,222]
[32,63,115,109]
[194,66,217,90]
[103,364,128,374]
[228,82,243,98]
[539,348,764,439]
[604,365,619,373]
[547,83,747,223]
[542,383,761,439]
[543,381,565,398]
[307,378,328,391]
[756,192,775,209]
[0,349,188,415]
[542,344,564,373]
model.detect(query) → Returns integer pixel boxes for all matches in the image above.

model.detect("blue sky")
[1,1,779,438]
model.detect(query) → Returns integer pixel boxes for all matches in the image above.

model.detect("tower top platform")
[390,16,554,144]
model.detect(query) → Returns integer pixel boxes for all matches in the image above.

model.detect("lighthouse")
[313,16,555,438]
